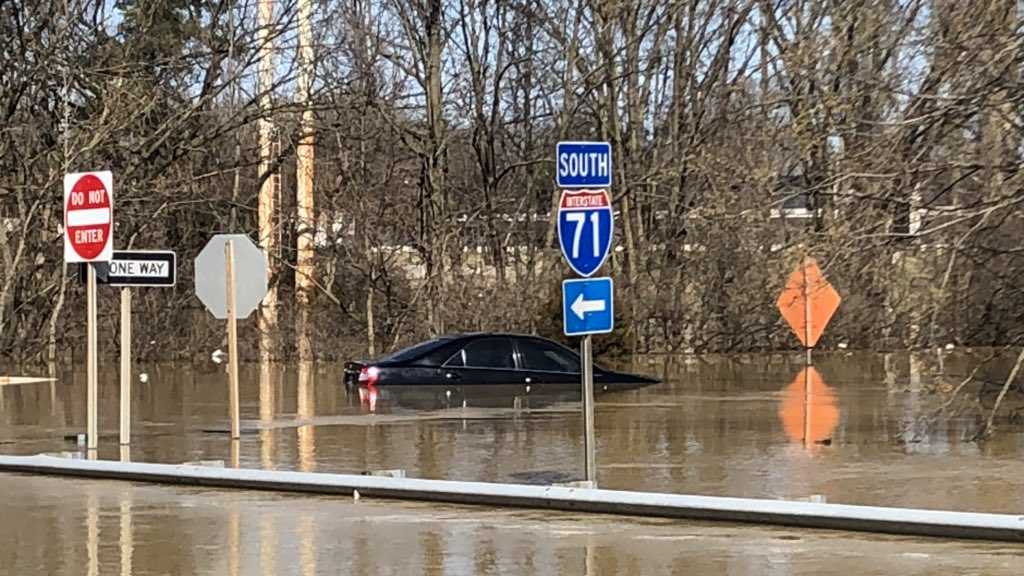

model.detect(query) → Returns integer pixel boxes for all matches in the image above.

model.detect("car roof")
[442,332,574,348]
[378,333,569,365]
[446,332,552,341]
[446,333,577,354]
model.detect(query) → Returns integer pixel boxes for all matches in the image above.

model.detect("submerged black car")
[343,333,659,410]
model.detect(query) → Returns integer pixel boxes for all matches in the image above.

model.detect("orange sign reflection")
[778,366,839,446]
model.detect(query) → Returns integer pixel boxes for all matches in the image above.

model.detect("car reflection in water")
[343,333,660,412]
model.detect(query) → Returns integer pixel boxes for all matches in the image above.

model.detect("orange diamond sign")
[777,257,840,348]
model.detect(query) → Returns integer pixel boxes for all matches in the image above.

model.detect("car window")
[517,339,580,372]
[454,338,516,369]
[443,348,465,367]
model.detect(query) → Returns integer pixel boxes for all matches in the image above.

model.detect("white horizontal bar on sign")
[0,376,57,386]
[67,208,110,227]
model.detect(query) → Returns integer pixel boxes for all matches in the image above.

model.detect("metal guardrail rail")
[0,455,1021,543]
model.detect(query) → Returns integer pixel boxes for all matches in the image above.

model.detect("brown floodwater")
[1,351,1023,574]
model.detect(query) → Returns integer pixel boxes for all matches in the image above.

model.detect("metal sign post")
[225,240,241,440]
[802,255,813,368]
[86,264,98,454]
[801,257,813,448]
[581,335,597,482]
[119,288,131,446]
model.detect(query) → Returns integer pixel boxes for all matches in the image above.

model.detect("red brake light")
[358,366,380,387]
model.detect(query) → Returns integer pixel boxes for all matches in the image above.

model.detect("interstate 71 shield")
[557,189,614,277]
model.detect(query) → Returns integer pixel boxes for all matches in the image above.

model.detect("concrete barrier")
[0,454,1021,543]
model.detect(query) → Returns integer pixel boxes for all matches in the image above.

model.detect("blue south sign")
[557,189,614,277]
[556,141,612,188]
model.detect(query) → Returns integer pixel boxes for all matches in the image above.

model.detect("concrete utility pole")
[258,0,278,361]
[295,0,316,360]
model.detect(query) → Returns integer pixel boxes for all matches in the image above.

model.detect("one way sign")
[562,277,614,336]
[79,250,177,287]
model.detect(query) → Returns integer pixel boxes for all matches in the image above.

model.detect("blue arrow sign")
[556,141,612,188]
[563,277,614,336]
[558,189,613,277]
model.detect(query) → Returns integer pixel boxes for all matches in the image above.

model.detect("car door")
[440,337,522,407]
[440,336,521,383]
[514,338,581,394]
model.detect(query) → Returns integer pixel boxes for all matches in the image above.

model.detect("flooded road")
[1,473,1021,576]
[1,351,1023,573]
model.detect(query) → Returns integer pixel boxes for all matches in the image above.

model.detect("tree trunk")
[295,0,316,360]
[546,2,584,250]
[424,0,447,336]
[257,0,279,361]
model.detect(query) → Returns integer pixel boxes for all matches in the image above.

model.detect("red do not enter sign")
[63,171,114,263]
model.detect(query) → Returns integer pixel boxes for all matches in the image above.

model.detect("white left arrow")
[571,293,606,319]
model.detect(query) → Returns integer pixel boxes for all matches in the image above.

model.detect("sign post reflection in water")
[779,366,839,448]
[297,361,316,472]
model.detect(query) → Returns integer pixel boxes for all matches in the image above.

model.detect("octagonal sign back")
[195,234,268,320]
